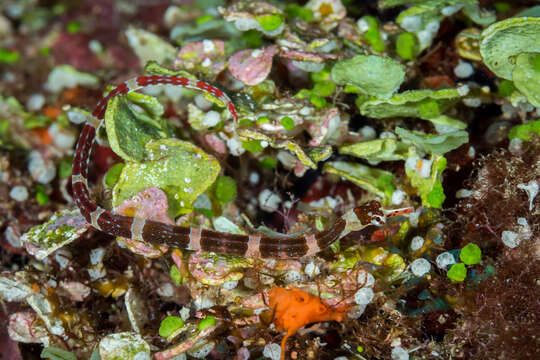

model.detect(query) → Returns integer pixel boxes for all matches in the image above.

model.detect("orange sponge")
[268,287,349,360]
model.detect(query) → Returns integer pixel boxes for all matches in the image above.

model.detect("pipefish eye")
[371,214,385,226]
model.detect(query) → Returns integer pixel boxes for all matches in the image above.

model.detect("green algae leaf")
[105,163,125,188]
[113,138,221,216]
[323,161,394,203]
[358,88,463,120]
[159,316,184,338]
[126,91,165,118]
[213,216,246,235]
[405,153,447,208]
[339,138,409,162]
[214,176,237,203]
[44,65,99,93]
[280,116,295,130]
[396,32,417,60]
[395,5,442,51]
[462,3,496,26]
[515,6,540,18]
[285,4,314,22]
[198,316,217,331]
[144,61,195,79]
[238,129,322,169]
[0,48,20,63]
[460,243,482,265]
[98,332,150,360]
[512,53,540,107]
[331,55,405,97]
[170,264,183,286]
[308,146,333,162]
[41,347,77,360]
[255,14,284,31]
[427,114,467,131]
[395,127,469,155]
[447,263,467,282]
[508,118,540,141]
[105,96,167,162]
[125,27,176,66]
[480,17,540,80]
[361,15,385,52]
[21,209,90,260]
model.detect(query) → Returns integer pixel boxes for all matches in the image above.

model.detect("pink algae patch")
[115,187,172,257]
[174,40,226,77]
[229,45,278,86]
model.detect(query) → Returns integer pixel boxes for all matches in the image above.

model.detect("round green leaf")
[508,118,540,141]
[113,138,220,215]
[215,176,237,203]
[241,140,264,153]
[41,346,77,360]
[280,116,295,130]
[170,265,184,286]
[313,80,336,97]
[0,48,20,64]
[58,157,73,179]
[460,243,482,265]
[480,17,540,79]
[498,79,516,97]
[198,316,216,331]
[512,52,540,107]
[447,263,467,282]
[159,316,184,338]
[104,163,125,188]
[331,55,405,97]
[418,100,440,119]
[105,96,166,162]
[359,88,462,119]
[255,14,283,31]
[396,32,417,60]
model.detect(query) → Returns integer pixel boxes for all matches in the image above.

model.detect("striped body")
[72,75,352,258]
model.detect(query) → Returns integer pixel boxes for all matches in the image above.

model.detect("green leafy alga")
[480,17,540,80]
[159,316,185,338]
[0,48,20,63]
[125,27,177,65]
[508,118,540,141]
[460,243,482,265]
[323,161,395,203]
[198,316,217,331]
[112,138,221,216]
[255,14,284,31]
[395,127,469,155]
[512,52,540,107]
[358,88,463,121]
[214,176,237,203]
[339,138,409,162]
[41,347,77,360]
[396,32,417,60]
[105,96,167,162]
[331,55,405,97]
[447,263,467,282]
[105,163,125,188]
[404,153,447,208]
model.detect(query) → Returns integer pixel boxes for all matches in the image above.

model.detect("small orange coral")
[268,287,349,360]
